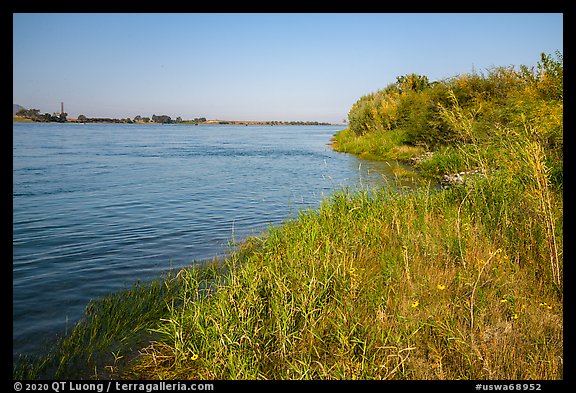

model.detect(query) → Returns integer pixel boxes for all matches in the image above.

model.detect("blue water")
[13,122,416,360]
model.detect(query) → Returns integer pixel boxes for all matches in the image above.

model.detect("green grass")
[126,170,562,379]
[15,116,563,381]
[130,68,562,378]
[12,262,223,379]
[331,127,425,162]
[14,145,563,379]
[14,53,562,380]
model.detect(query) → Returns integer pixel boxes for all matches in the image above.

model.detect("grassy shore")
[14,157,563,379]
[14,54,562,380]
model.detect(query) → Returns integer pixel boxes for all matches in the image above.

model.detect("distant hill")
[13,104,25,115]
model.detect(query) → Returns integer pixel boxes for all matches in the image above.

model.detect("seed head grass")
[16,157,562,379]
[126,170,561,379]
[14,53,562,380]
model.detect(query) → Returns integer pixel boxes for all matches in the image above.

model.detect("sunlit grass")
[331,127,424,162]
[126,179,561,379]
[14,53,562,380]
[15,111,563,379]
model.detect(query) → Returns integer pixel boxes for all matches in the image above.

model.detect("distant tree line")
[16,108,67,123]
[76,115,134,123]
[149,115,207,124]
[15,109,208,124]
[15,109,327,126]
[74,114,207,124]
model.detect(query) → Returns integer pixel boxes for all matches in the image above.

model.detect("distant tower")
[61,102,64,115]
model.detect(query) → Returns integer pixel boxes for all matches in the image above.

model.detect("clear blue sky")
[13,13,563,123]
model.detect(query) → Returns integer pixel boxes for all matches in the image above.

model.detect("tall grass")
[13,263,223,379]
[16,144,562,379]
[125,168,561,379]
[122,53,562,380]
[14,52,562,380]
[331,127,424,162]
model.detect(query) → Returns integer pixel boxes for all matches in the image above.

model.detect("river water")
[12,122,416,360]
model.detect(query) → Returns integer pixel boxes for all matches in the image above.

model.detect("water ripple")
[12,122,400,360]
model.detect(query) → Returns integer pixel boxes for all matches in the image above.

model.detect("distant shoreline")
[195,119,336,126]
[13,115,339,126]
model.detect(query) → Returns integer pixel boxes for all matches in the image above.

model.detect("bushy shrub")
[346,52,562,164]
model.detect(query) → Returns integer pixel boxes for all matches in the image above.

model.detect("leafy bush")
[345,51,563,168]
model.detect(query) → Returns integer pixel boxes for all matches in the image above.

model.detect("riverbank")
[14,148,563,379]
[14,53,563,380]
[15,174,563,380]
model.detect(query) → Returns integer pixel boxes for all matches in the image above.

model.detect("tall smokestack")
[61,102,64,115]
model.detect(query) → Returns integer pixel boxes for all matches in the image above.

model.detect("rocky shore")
[408,151,485,187]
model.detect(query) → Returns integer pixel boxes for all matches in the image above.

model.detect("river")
[12,122,417,360]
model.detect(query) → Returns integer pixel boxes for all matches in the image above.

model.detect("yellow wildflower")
[191,353,199,361]
[411,301,419,308]
[500,299,508,303]
[437,284,446,291]
[511,313,519,320]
